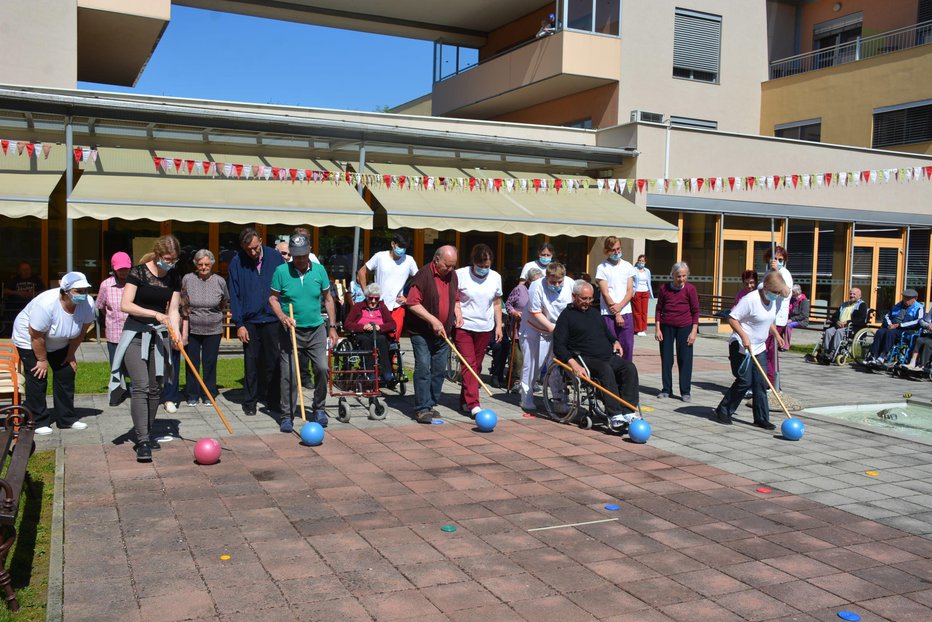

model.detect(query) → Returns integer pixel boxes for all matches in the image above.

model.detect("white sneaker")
[163,401,178,414]
[35,426,53,436]
[637,331,647,337]
[470,406,482,417]
[67,421,88,430]
[611,413,638,426]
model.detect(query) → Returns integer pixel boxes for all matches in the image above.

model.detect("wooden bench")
[0,405,35,612]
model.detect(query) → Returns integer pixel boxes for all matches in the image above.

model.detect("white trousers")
[520,332,552,406]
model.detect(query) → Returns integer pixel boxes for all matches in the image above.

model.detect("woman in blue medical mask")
[114,235,183,462]
[519,242,556,283]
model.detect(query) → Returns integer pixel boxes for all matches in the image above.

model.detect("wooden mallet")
[288,304,307,422]
[552,357,638,413]
[166,324,234,434]
[443,335,494,398]
[747,349,794,420]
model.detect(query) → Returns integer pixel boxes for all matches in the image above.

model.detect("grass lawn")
[0,450,55,622]
[61,357,246,395]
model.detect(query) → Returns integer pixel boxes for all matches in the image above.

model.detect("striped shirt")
[181,273,230,335]
[95,276,128,343]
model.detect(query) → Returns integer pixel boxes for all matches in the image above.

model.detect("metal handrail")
[769,20,932,79]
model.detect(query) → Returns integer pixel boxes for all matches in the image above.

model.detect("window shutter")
[673,9,722,75]
[873,104,932,148]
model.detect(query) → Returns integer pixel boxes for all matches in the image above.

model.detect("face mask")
[546,283,562,294]
[609,253,622,262]
[776,261,785,269]
[393,247,406,258]
[156,260,175,271]
[539,256,552,266]
[474,267,489,277]
[635,262,645,268]
[70,293,88,303]
[764,291,779,302]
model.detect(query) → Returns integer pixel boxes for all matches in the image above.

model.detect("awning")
[68,175,374,227]
[0,172,60,218]
[365,164,678,241]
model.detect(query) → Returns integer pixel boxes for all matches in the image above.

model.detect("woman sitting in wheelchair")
[902,308,932,371]
[343,283,397,384]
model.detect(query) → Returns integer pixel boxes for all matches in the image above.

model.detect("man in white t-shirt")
[519,262,573,411]
[358,232,418,336]
[13,271,96,434]
[595,236,637,362]
[714,271,787,430]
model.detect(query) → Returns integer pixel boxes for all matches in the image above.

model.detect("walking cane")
[443,335,494,398]
[506,320,519,392]
[165,325,234,434]
[288,304,307,422]
[552,358,638,413]
[747,350,794,420]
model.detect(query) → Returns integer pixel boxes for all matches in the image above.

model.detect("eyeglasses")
[279,251,290,257]
[366,296,380,302]
[576,297,594,303]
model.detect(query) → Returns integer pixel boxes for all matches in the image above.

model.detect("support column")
[353,144,366,279]
[65,120,74,272]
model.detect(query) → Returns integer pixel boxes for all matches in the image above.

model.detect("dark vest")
[406,263,459,337]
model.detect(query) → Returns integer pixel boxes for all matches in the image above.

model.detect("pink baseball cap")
[111,252,132,270]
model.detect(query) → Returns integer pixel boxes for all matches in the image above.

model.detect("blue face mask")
[156,259,176,271]
[546,283,562,294]
[474,266,490,277]
[539,256,552,266]
[635,262,645,268]
[393,247,406,258]
[764,291,779,302]
[70,293,88,303]
[609,253,622,262]
[777,261,784,269]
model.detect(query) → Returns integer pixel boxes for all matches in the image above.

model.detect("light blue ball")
[628,419,652,443]
[300,421,325,446]
[475,409,498,432]
[781,418,805,441]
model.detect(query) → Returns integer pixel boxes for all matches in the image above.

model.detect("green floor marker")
[440,525,457,533]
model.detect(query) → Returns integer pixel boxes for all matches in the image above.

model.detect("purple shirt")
[505,283,529,315]
[655,282,700,328]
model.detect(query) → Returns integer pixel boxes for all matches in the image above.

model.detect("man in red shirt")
[406,246,462,423]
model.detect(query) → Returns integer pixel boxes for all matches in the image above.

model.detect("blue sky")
[78,6,434,111]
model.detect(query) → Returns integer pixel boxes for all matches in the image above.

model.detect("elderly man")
[228,227,285,416]
[269,233,339,432]
[867,288,924,366]
[406,245,462,423]
[553,280,640,428]
[821,287,868,356]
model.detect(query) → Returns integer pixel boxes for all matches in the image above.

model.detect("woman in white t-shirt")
[519,242,555,282]
[714,271,787,430]
[454,244,503,417]
[595,236,637,362]
[519,262,573,411]
[357,231,418,336]
[761,246,793,387]
[12,271,96,435]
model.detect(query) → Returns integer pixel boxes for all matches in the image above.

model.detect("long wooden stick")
[506,320,519,391]
[552,357,638,413]
[747,349,794,419]
[288,304,307,422]
[443,335,494,398]
[165,325,234,434]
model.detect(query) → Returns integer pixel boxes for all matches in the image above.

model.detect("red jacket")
[344,300,397,333]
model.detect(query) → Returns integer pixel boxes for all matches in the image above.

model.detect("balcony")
[77,0,170,86]
[770,20,932,79]
[431,30,621,119]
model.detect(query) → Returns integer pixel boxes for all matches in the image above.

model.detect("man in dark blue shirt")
[553,280,640,426]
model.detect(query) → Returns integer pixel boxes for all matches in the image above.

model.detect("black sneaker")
[149,438,161,451]
[754,421,777,431]
[714,409,732,425]
[415,409,433,424]
[135,442,152,463]
[243,405,257,417]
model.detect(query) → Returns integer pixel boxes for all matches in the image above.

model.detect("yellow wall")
[798,0,919,53]
[761,45,932,152]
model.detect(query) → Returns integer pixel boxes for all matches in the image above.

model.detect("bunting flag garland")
[0,139,53,159]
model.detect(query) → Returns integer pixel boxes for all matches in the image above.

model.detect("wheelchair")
[330,329,408,422]
[805,320,874,366]
[540,355,638,435]
[864,328,919,373]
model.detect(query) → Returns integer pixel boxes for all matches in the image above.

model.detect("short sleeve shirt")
[126,264,181,325]
[524,276,573,336]
[456,267,503,333]
[271,262,330,328]
[12,288,96,352]
[729,290,776,356]
[520,259,549,280]
[596,259,637,316]
[365,251,418,310]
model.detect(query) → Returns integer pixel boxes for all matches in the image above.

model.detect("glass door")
[852,237,904,320]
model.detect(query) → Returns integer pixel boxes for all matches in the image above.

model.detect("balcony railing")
[769,20,932,79]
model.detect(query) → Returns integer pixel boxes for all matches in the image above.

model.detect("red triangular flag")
[636,178,646,192]
[423,176,430,189]
[773,175,781,188]
[554,178,562,193]
[203,161,212,175]
[289,168,297,183]
[792,174,799,188]
[73,147,82,162]
[824,173,832,187]
[0,139,7,155]
[469,177,477,191]
[25,143,35,158]
[533,179,542,192]
[924,166,932,180]
[383,174,391,187]
[747,177,755,190]
[232,164,242,178]
[861,170,870,182]
[493,178,502,192]
[398,175,406,188]
[695,178,703,192]
[186,160,195,174]
[173,158,182,171]
[153,156,163,171]
[728,177,735,191]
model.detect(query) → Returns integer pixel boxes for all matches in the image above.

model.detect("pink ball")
[194,437,222,465]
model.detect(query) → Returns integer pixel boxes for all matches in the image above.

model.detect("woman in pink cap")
[96,252,132,405]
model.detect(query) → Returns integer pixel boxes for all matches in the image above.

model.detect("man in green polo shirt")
[270,233,339,433]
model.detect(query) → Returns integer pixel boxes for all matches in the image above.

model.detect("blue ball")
[628,419,652,443]
[300,421,325,446]
[474,409,498,432]
[781,418,805,441]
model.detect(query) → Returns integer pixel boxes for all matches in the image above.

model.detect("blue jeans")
[160,348,182,404]
[716,341,769,425]
[411,333,449,413]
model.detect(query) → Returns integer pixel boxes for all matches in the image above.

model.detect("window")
[774,119,822,142]
[670,116,717,130]
[673,8,722,83]
[563,118,593,129]
[564,0,621,36]
[872,101,932,148]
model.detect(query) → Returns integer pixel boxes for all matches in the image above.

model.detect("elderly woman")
[454,244,503,417]
[12,272,96,435]
[501,268,543,391]
[181,250,230,406]
[343,283,397,383]
[783,284,810,349]
[654,262,700,401]
[115,235,182,462]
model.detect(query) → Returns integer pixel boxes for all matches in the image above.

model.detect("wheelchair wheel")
[445,348,462,383]
[337,398,351,423]
[835,354,848,366]
[542,364,579,423]
[851,328,874,362]
[368,399,386,421]
[577,415,592,430]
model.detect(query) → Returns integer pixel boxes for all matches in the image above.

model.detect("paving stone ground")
[42,331,932,621]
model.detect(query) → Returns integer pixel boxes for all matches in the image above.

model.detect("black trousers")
[870,326,905,360]
[659,324,694,396]
[17,346,79,428]
[242,321,281,410]
[185,333,222,402]
[354,331,393,378]
[585,355,639,415]
[717,341,769,425]
[488,328,510,382]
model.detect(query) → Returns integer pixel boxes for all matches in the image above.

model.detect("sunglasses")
[366,296,380,301]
